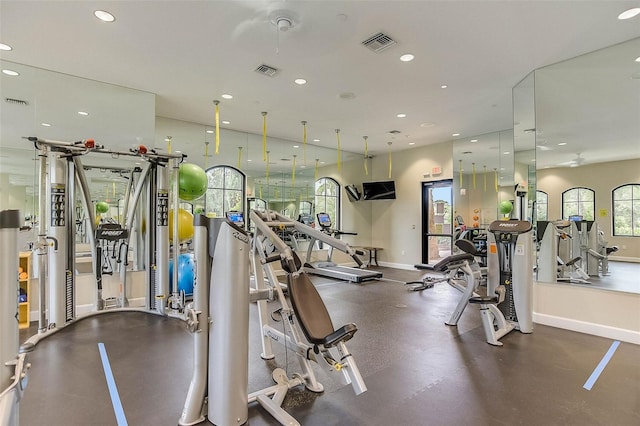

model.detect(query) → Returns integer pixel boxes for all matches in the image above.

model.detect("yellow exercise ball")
[168,208,194,243]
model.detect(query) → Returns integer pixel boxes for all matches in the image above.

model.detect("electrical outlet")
[401,250,406,256]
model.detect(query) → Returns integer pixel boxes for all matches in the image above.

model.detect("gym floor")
[19,267,640,426]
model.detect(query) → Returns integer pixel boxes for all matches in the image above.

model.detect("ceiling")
[1,1,639,176]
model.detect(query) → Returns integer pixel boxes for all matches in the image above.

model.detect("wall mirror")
[453,129,516,229]
[527,37,640,293]
[0,60,156,273]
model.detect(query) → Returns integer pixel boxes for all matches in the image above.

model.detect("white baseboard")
[31,297,147,320]
[533,312,640,345]
[378,261,416,271]
[609,256,640,263]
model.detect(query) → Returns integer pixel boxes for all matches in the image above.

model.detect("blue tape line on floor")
[583,340,620,391]
[98,342,128,425]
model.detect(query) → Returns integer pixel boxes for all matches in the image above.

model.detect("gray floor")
[19,267,640,426]
[573,260,640,294]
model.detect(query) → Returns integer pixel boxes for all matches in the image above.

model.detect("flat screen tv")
[362,180,396,200]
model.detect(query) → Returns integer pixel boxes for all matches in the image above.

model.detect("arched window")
[204,165,246,219]
[562,187,594,221]
[315,177,340,228]
[612,184,640,236]
[536,190,548,221]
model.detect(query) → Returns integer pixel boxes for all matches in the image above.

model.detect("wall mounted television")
[362,180,396,200]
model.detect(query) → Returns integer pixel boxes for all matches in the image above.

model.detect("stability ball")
[179,163,207,201]
[169,253,195,295]
[96,201,109,213]
[168,208,195,242]
[499,200,513,215]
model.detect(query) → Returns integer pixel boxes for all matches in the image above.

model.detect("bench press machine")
[180,211,366,426]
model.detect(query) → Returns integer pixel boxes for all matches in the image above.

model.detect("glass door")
[422,180,453,264]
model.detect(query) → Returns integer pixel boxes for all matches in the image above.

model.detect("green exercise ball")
[96,201,109,213]
[178,163,207,201]
[499,200,513,215]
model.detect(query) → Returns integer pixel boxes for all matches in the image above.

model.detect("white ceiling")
[1,1,639,174]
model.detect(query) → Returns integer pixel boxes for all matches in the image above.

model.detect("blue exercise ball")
[169,253,195,296]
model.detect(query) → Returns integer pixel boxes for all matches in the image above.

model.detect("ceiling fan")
[559,152,586,167]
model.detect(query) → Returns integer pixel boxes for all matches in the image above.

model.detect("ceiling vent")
[361,32,397,53]
[255,64,279,77]
[5,97,29,106]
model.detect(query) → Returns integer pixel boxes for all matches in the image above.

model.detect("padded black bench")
[280,253,358,349]
[415,253,474,273]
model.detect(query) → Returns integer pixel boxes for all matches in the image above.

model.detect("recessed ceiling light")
[0,43,12,51]
[420,122,435,128]
[400,53,414,62]
[135,162,141,165]
[452,133,460,137]
[2,69,19,76]
[206,130,214,134]
[313,139,320,142]
[618,8,640,20]
[320,161,326,164]
[94,10,115,22]
[294,78,307,85]
[396,113,407,118]
[41,123,51,127]
[500,167,505,171]
[221,94,233,99]
[222,120,230,125]
[78,111,89,116]
[558,142,567,146]
[408,142,415,145]
[175,150,182,153]
[247,159,253,162]
[293,145,300,148]
[635,56,640,62]
[441,85,448,89]
[503,151,511,155]
[470,139,478,142]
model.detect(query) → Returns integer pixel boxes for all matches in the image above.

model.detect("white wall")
[368,140,454,266]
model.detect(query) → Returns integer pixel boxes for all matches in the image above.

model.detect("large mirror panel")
[453,129,516,229]
[532,37,640,293]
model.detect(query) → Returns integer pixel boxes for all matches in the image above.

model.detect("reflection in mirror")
[513,71,536,223]
[453,129,515,230]
[531,37,640,293]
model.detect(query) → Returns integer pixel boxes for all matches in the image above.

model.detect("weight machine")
[26,136,186,333]
[179,211,366,426]
[0,210,31,426]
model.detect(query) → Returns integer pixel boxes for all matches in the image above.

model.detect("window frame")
[204,165,246,220]
[612,183,640,237]
[561,187,595,221]
[535,190,548,221]
[314,177,340,229]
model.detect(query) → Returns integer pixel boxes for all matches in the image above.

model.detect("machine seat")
[564,256,582,267]
[455,239,481,256]
[414,264,434,270]
[287,271,357,347]
[469,296,498,304]
[433,253,474,272]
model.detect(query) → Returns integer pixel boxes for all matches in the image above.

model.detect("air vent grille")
[5,97,29,106]
[361,32,397,53]
[255,64,279,77]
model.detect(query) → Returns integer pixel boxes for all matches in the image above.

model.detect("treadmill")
[303,213,382,283]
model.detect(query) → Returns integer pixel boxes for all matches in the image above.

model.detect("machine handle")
[262,254,282,264]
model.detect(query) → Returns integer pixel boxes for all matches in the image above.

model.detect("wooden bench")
[352,246,383,267]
